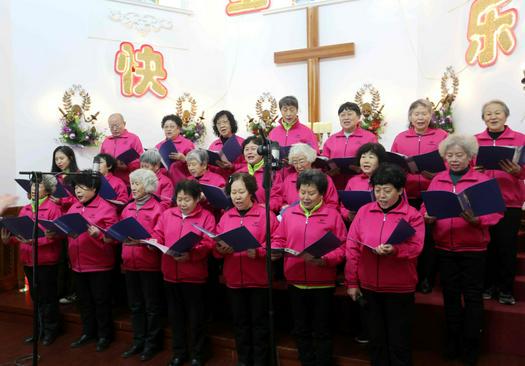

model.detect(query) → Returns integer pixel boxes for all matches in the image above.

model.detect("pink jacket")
[282,170,339,209]
[421,169,504,252]
[235,165,283,213]
[274,204,347,286]
[100,130,144,185]
[322,127,378,189]
[391,128,448,199]
[121,197,163,271]
[475,127,525,208]
[208,135,246,179]
[67,195,119,272]
[105,172,129,204]
[153,205,215,284]
[54,174,77,214]
[215,204,279,288]
[13,199,63,266]
[156,135,195,187]
[346,199,425,293]
[340,173,373,219]
[155,170,174,209]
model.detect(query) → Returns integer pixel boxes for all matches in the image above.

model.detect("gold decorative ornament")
[176,92,198,125]
[354,83,385,137]
[255,92,278,123]
[440,66,459,105]
[60,84,99,122]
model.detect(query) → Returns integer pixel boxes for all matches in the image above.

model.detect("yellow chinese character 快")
[465,0,518,68]
[226,0,270,16]
[114,42,136,97]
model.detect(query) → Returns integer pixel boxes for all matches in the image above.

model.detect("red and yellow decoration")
[354,84,386,138]
[226,0,270,16]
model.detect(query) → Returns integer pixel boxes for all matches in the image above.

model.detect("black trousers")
[439,250,485,354]
[363,290,414,366]
[125,270,163,349]
[57,238,74,297]
[228,288,270,366]
[289,286,334,366]
[485,207,521,294]
[24,265,60,338]
[165,282,207,361]
[74,271,113,339]
[408,199,436,286]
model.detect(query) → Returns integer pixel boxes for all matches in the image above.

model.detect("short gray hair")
[140,150,161,166]
[129,169,158,194]
[438,134,479,159]
[41,175,58,195]
[481,99,510,118]
[289,143,317,163]
[186,149,208,165]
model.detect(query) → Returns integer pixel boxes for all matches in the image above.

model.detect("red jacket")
[346,199,425,293]
[322,127,378,189]
[67,195,119,272]
[274,204,347,286]
[391,128,448,199]
[100,129,144,185]
[340,173,373,219]
[282,170,339,209]
[155,170,174,209]
[235,165,284,213]
[121,197,163,271]
[215,204,279,288]
[421,169,504,252]
[208,135,246,179]
[105,172,129,204]
[475,127,525,208]
[156,135,195,187]
[13,199,62,266]
[153,205,215,284]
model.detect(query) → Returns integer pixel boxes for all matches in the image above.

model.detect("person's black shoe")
[418,278,433,294]
[121,343,143,358]
[42,334,58,346]
[70,334,95,348]
[24,335,35,344]
[140,347,159,362]
[96,338,112,352]
[190,359,203,366]
[168,356,186,366]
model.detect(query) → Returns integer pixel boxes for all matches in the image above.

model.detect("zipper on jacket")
[239,217,244,286]
[417,135,422,191]
[376,213,386,288]
[303,217,309,282]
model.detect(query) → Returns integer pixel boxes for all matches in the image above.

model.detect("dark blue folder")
[1,216,44,240]
[312,156,330,170]
[302,231,342,258]
[329,157,359,174]
[53,180,74,198]
[51,213,90,237]
[200,184,233,210]
[476,146,525,170]
[386,152,410,170]
[166,231,202,257]
[99,175,117,201]
[106,217,150,242]
[206,150,222,166]
[117,149,140,165]
[222,137,243,163]
[386,219,416,244]
[422,179,506,219]
[280,146,291,161]
[338,190,374,212]
[193,224,260,252]
[410,150,446,173]
[15,179,31,194]
[159,140,178,169]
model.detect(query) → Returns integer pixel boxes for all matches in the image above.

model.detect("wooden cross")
[274,6,355,128]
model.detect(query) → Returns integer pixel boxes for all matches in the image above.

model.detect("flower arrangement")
[355,84,386,138]
[246,92,278,136]
[431,67,458,134]
[181,113,207,144]
[246,115,277,136]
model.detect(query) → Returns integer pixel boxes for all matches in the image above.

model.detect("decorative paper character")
[225,0,270,16]
[465,0,518,68]
[114,41,168,98]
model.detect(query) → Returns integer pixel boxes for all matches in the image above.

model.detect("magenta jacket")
[155,170,174,209]
[121,197,163,271]
[67,196,119,273]
[208,135,246,179]
[235,165,284,213]
[215,204,278,288]
[105,172,129,204]
[156,135,195,187]
[421,169,504,252]
[100,130,144,185]
[475,127,525,208]
[13,199,62,266]
[153,205,215,284]
[274,204,347,286]
[346,199,424,293]
[391,127,448,199]
[282,170,339,209]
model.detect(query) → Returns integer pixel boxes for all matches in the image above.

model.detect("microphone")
[270,141,281,169]
[92,157,101,173]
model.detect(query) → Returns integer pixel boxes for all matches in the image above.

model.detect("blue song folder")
[106,217,150,242]
[117,149,140,165]
[192,224,260,252]
[159,139,178,169]
[387,151,446,174]
[1,216,44,240]
[284,231,342,258]
[421,179,506,219]
[207,137,243,166]
[41,213,90,237]
[476,146,525,170]
[329,157,359,174]
[99,175,118,201]
[166,231,202,257]
[279,146,291,161]
[386,219,416,244]
[200,184,233,210]
[338,190,374,212]
[206,150,222,166]
[15,179,31,193]
[54,180,74,198]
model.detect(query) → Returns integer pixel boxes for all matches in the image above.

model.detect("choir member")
[1,175,62,345]
[139,150,174,210]
[50,145,79,212]
[186,149,226,188]
[346,163,424,366]
[422,135,503,365]
[273,169,347,366]
[215,173,279,366]
[152,180,215,366]
[93,153,129,204]
[120,169,164,361]
[100,113,144,186]
[475,100,525,305]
